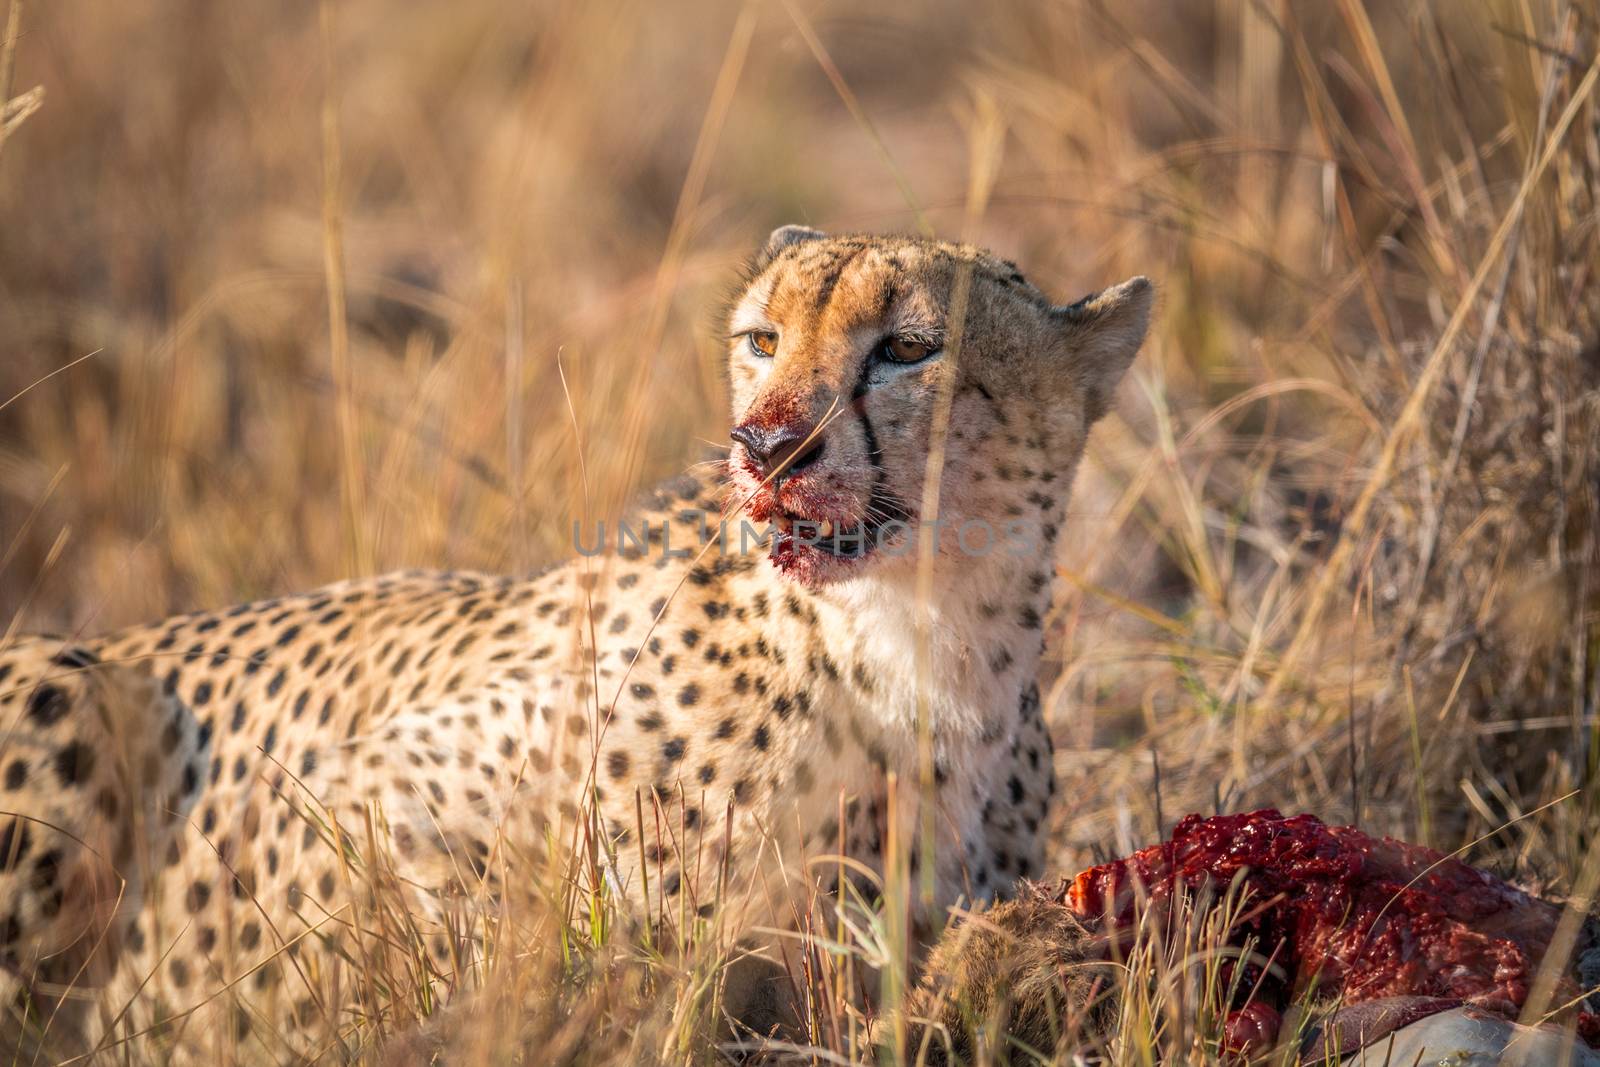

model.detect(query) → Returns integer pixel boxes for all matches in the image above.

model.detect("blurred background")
[1,0,1596,882]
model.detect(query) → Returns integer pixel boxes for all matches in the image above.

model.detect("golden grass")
[1,0,1598,1063]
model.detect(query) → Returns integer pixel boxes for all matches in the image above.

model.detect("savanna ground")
[1,0,1597,1063]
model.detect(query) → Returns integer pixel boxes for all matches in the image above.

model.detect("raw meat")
[1065,810,1597,1052]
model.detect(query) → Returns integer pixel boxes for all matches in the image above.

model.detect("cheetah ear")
[1052,275,1153,424]
[755,224,825,268]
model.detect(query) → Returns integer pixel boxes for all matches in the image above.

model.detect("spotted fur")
[0,228,1151,1058]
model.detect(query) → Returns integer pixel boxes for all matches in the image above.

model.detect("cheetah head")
[726,226,1152,587]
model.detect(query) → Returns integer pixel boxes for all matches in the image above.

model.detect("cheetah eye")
[878,336,936,364]
[747,331,778,357]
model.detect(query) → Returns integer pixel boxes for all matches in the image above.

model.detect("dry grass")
[1,0,1598,1063]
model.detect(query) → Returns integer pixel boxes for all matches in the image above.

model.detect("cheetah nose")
[731,421,825,482]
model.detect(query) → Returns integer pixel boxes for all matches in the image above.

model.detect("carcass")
[907,810,1600,1064]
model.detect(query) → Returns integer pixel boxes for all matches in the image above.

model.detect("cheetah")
[0,226,1151,1059]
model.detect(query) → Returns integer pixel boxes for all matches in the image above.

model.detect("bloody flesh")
[1065,810,1596,1043]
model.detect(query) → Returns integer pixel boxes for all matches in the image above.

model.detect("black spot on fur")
[50,647,99,670]
[26,685,68,726]
[54,741,93,786]
[0,819,32,871]
[31,849,62,892]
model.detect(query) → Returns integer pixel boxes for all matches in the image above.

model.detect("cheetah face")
[725,226,1152,588]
